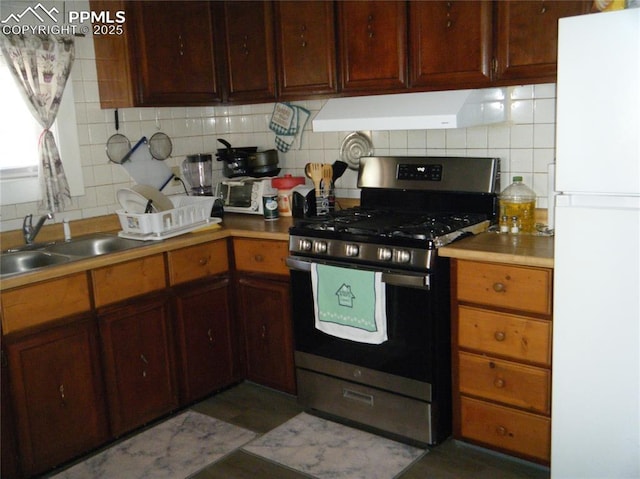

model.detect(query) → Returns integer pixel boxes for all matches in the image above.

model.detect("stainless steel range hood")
[312,87,508,132]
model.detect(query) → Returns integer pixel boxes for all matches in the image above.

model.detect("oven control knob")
[313,240,328,254]
[394,249,411,263]
[299,239,312,251]
[377,247,392,261]
[345,244,359,257]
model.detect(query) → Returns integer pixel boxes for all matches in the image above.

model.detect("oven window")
[290,268,451,384]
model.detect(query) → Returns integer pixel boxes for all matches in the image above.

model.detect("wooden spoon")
[307,163,323,197]
[322,163,333,194]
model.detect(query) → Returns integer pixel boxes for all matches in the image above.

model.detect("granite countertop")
[0,214,293,291]
[439,231,554,269]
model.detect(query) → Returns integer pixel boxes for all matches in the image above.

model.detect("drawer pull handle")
[492,282,506,293]
[494,378,505,388]
[343,388,374,407]
[207,328,213,343]
[496,425,508,436]
[199,257,209,266]
[254,254,264,262]
[494,331,506,342]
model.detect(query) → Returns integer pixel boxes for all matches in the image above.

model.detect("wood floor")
[190,382,550,479]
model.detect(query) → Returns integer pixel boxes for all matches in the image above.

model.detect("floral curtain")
[0,34,75,212]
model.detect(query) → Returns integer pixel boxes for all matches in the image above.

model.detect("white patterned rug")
[50,410,257,479]
[242,412,427,479]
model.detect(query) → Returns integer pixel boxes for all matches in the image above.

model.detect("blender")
[182,154,213,195]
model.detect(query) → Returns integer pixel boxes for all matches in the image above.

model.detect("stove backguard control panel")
[358,156,500,194]
[397,163,443,181]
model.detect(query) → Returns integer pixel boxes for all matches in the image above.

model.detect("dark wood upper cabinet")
[221,1,276,103]
[92,0,592,108]
[409,1,493,90]
[494,0,591,84]
[91,0,222,107]
[131,1,222,105]
[274,1,337,100]
[337,1,408,94]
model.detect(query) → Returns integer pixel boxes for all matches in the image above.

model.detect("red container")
[272,175,305,216]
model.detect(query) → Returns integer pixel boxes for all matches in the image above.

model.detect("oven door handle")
[286,257,431,290]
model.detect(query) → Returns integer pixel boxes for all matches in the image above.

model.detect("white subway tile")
[534,124,556,148]
[509,85,535,100]
[510,124,534,149]
[467,126,488,149]
[534,98,556,123]
[407,130,427,149]
[510,99,534,124]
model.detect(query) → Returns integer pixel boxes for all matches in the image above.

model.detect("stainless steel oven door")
[286,254,453,444]
[286,255,446,383]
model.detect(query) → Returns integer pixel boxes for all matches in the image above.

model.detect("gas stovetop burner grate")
[293,209,489,242]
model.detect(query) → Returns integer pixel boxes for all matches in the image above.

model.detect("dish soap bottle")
[499,176,536,234]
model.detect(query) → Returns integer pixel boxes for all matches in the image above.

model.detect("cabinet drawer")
[456,261,552,315]
[459,351,550,414]
[1,273,91,334]
[460,396,550,463]
[92,254,166,307]
[458,306,552,365]
[233,238,289,276]
[167,240,228,285]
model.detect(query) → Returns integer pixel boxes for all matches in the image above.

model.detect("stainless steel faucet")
[23,213,54,244]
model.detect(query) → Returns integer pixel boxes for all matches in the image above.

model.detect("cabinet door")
[6,318,108,477]
[99,295,178,436]
[409,1,492,89]
[91,0,137,108]
[173,278,236,404]
[338,1,407,93]
[495,0,590,84]
[132,1,222,105]
[275,1,337,99]
[237,276,296,394]
[1,332,20,479]
[222,1,276,103]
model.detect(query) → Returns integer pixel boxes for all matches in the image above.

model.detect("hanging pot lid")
[340,131,374,170]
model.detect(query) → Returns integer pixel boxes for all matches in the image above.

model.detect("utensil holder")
[316,180,335,216]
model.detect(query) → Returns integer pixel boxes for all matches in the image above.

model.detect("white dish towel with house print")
[311,263,387,344]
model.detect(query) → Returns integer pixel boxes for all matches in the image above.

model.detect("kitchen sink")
[1,233,146,278]
[0,250,71,276]
[44,234,142,257]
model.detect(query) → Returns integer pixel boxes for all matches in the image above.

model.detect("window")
[0,52,84,205]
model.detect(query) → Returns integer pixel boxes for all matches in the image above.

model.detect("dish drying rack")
[117,196,220,240]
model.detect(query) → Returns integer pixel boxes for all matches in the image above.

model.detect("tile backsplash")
[0,32,557,233]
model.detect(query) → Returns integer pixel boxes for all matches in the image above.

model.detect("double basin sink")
[0,234,145,278]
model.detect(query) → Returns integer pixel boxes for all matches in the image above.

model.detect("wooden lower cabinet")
[452,259,553,464]
[173,277,237,404]
[98,294,178,437]
[5,317,109,477]
[236,276,296,394]
[460,396,551,462]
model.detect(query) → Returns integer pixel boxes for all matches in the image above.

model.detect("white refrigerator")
[552,8,640,479]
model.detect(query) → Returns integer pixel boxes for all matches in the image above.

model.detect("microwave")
[215,177,272,215]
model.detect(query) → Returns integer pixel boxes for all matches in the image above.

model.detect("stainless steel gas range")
[286,156,500,446]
